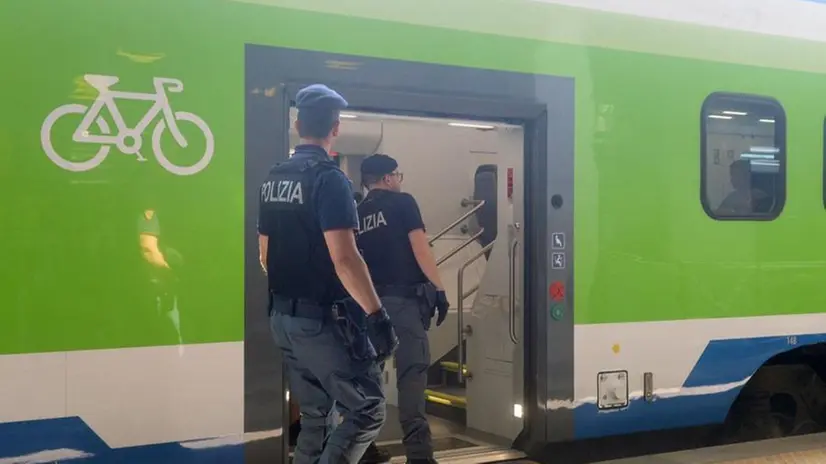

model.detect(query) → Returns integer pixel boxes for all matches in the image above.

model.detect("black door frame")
[244,45,577,461]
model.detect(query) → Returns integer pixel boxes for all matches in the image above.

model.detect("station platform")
[599,432,826,463]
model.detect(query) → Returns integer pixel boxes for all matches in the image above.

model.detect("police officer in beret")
[356,154,449,464]
[258,84,398,463]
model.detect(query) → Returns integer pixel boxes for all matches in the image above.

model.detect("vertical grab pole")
[457,264,466,383]
[508,239,520,344]
[456,242,495,382]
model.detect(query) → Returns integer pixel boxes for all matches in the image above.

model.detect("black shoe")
[288,420,301,447]
[360,443,392,463]
[407,459,438,464]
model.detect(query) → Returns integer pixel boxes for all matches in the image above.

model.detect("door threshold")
[388,443,526,464]
[375,432,491,450]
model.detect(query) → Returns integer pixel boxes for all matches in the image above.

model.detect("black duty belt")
[270,294,332,320]
[375,285,420,299]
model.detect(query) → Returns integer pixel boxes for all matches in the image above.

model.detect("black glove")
[435,290,449,327]
[366,307,398,363]
[331,299,375,362]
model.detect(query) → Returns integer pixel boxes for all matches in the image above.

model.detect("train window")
[701,93,786,220]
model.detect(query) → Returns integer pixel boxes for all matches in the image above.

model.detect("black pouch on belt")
[415,282,438,330]
[331,299,377,362]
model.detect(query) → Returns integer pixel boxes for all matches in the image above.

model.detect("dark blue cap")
[361,154,398,177]
[295,84,348,112]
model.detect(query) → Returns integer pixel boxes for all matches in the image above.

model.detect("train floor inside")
[373,406,475,456]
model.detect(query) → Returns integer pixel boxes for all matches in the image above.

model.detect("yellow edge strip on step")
[439,361,468,375]
[424,389,467,408]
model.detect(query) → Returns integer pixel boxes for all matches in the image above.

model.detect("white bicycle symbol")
[40,74,214,175]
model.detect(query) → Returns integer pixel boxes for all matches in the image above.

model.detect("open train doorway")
[284,108,527,462]
[245,44,575,464]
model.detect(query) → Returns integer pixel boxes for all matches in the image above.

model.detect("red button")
[550,281,565,301]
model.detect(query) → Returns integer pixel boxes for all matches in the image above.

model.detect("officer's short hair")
[295,84,348,139]
[297,112,339,139]
[361,154,398,186]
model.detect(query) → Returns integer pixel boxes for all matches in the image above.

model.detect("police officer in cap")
[356,154,449,464]
[258,84,398,464]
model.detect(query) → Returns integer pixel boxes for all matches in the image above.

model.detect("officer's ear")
[331,119,341,137]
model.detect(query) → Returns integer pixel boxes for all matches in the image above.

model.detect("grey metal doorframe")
[244,44,576,458]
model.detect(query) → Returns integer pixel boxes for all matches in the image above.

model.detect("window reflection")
[138,206,185,352]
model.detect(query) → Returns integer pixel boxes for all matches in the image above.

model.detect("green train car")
[4,0,826,462]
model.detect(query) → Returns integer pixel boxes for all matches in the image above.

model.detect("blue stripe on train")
[0,417,244,463]
[0,417,108,458]
[574,333,826,439]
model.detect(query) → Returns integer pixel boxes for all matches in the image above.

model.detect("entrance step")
[377,435,480,461]
[386,442,528,464]
[425,385,467,425]
[439,361,468,377]
[390,447,528,464]
[425,386,466,408]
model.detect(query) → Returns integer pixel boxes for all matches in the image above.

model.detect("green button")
[551,304,564,321]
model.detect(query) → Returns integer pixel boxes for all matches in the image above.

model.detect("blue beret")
[361,154,398,177]
[295,84,348,111]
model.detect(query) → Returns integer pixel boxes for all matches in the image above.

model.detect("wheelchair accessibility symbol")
[40,74,214,175]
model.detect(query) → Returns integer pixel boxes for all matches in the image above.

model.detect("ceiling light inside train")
[448,122,496,129]
[750,146,780,153]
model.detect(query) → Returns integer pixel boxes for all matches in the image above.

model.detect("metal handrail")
[428,199,485,246]
[456,241,495,382]
[435,229,484,266]
[462,283,479,300]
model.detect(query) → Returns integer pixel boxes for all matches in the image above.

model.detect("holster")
[331,299,376,362]
[415,282,439,330]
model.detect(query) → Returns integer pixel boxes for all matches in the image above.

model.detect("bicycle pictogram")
[40,74,214,175]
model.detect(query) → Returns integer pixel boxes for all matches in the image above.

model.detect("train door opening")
[283,107,528,462]
[244,44,576,464]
